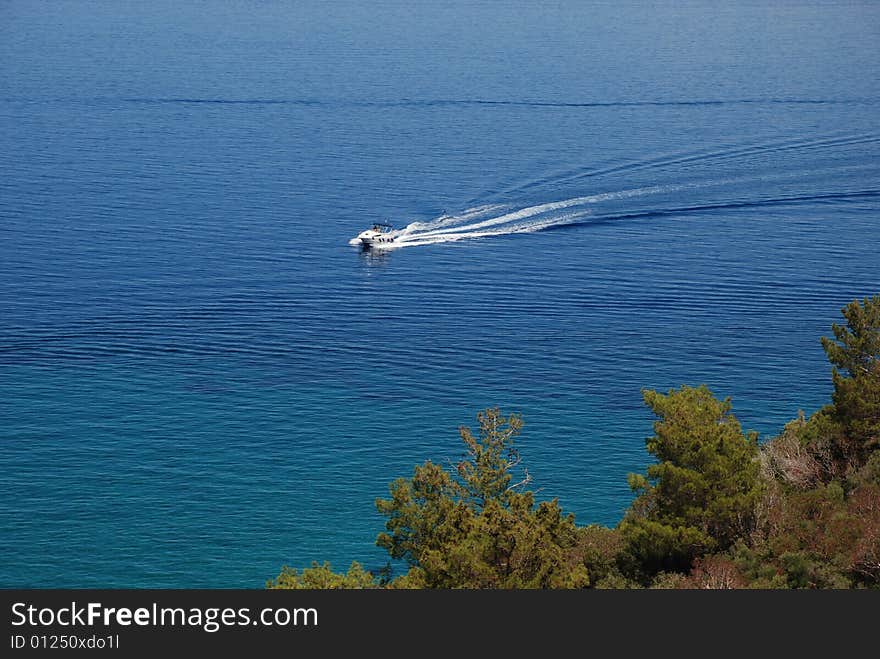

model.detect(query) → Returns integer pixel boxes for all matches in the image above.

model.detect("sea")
[1,1,878,587]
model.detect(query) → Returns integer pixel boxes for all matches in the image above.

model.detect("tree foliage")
[820,294,880,472]
[266,561,379,589]
[730,295,880,588]
[621,385,761,579]
[375,408,589,588]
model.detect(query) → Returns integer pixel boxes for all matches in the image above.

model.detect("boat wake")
[349,154,879,251]
[350,185,677,250]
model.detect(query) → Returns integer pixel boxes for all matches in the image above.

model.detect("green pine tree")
[621,385,761,579]
[375,408,589,588]
[820,294,880,472]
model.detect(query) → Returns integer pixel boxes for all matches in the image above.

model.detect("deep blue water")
[1,1,878,587]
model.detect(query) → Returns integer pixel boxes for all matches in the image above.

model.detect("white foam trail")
[398,204,507,235]
[356,184,684,250]
[409,185,671,239]
[419,197,595,237]
[375,209,593,249]
[352,168,870,250]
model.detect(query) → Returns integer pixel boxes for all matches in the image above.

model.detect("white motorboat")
[355,223,396,247]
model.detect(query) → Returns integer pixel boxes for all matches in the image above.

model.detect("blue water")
[1,1,878,587]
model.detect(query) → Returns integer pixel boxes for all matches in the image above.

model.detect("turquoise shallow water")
[1,1,879,586]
